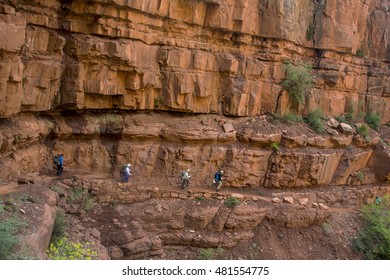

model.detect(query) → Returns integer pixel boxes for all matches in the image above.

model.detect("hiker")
[213,170,224,192]
[121,163,132,183]
[179,168,191,189]
[375,196,381,205]
[54,154,64,176]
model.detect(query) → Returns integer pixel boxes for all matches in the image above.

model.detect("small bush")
[0,216,25,259]
[356,49,364,58]
[353,196,390,259]
[50,185,62,193]
[307,108,325,133]
[321,221,333,236]
[84,194,94,212]
[271,113,303,125]
[282,62,314,105]
[67,187,84,204]
[335,115,347,124]
[224,196,241,208]
[51,211,66,243]
[356,171,365,183]
[47,237,97,260]
[306,22,315,41]
[270,142,279,152]
[198,247,224,260]
[365,112,381,130]
[356,124,369,140]
[282,112,303,124]
[20,194,35,203]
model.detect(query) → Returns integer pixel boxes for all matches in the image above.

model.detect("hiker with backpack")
[54,154,64,176]
[213,170,224,192]
[179,168,191,189]
[121,163,132,183]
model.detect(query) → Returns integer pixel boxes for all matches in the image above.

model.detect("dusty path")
[1,169,386,217]
[0,182,19,195]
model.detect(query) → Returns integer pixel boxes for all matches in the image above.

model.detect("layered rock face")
[1,112,389,189]
[0,0,389,120]
[0,1,389,188]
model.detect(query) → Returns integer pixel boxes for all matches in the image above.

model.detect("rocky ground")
[1,113,389,260]
[0,171,374,260]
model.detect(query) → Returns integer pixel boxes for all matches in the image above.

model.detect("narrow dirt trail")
[0,182,19,195]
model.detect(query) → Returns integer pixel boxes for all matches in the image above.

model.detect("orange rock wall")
[0,0,389,122]
[1,112,389,188]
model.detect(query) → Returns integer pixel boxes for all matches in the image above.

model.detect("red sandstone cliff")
[0,0,389,187]
[0,0,389,120]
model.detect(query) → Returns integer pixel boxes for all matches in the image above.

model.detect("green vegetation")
[50,185,62,193]
[47,237,97,260]
[84,194,94,212]
[224,196,241,208]
[271,112,303,124]
[51,211,66,244]
[306,22,315,41]
[270,142,279,152]
[345,101,357,123]
[0,206,26,259]
[336,101,363,124]
[95,113,121,124]
[282,62,314,106]
[356,124,369,140]
[67,187,84,204]
[356,49,364,58]
[282,112,304,124]
[365,112,381,130]
[198,247,224,260]
[356,171,366,183]
[154,95,166,108]
[353,196,390,259]
[20,194,35,203]
[306,108,325,133]
[320,221,333,236]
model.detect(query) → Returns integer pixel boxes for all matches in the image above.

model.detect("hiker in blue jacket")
[214,170,224,192]
[54,154,64,176]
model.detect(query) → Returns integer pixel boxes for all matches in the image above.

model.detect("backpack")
[53,155,60,166]
[121,164,131,175]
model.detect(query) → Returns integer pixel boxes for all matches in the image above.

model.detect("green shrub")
[50,185,62,193]
[282,62,314,105]
[51,211,66,243]
[321,221,333,236]
[84,194,94,212]
[224,196,241,208]
[271,112,303,124]
[283,112,303,124]
[0,215,25,259]
[356,49,364,58]
[47,237,97,260]
[356,171,366,183]
[335,115,347,124]
[198,247,224,260]
[356,124,369,140]
[353,196,390,259]
[20,194,35,203]
[306,22,315,41]
[307,108,325,133]
[365,112,381,130]
[345,102,356,123]
[67,187,84,203]
[270,142,279,152]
